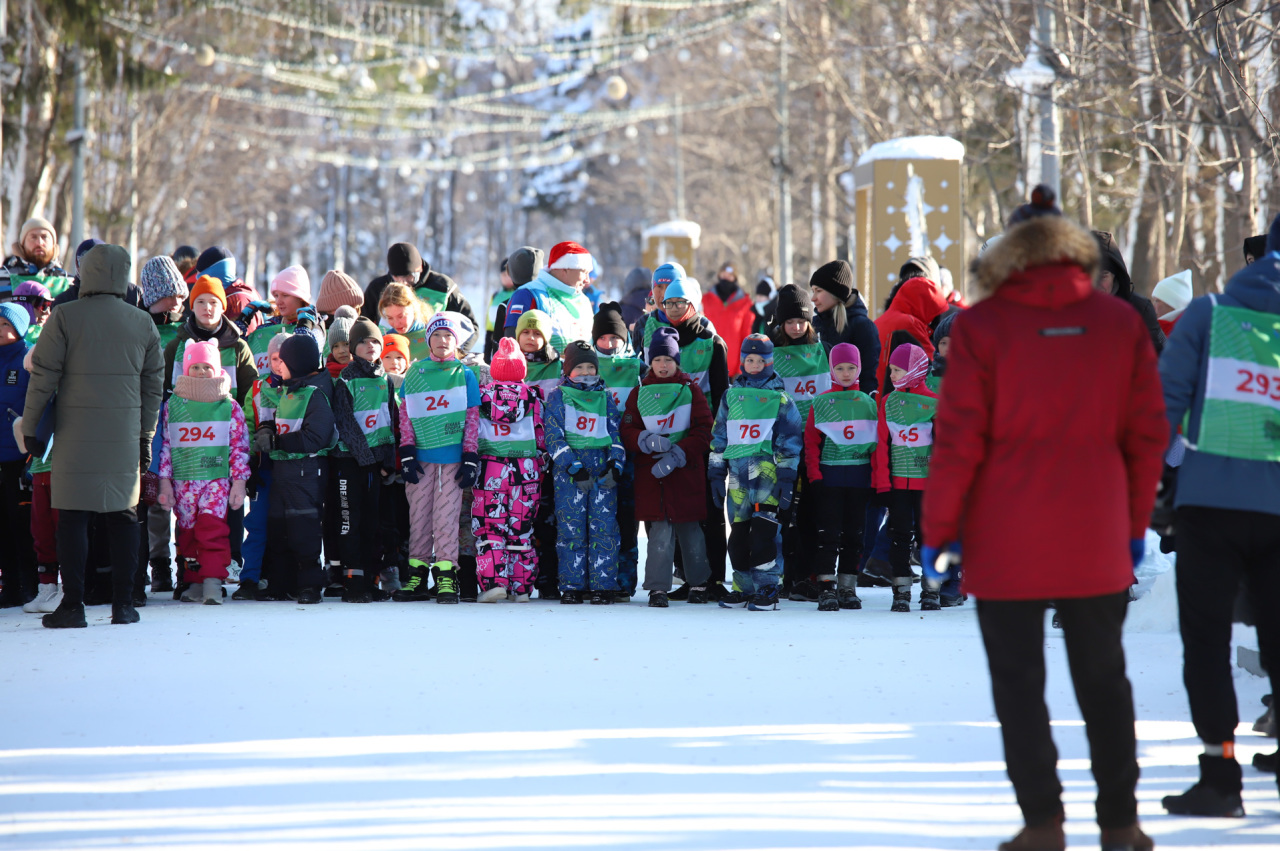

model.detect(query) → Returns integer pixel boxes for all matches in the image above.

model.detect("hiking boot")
[1162,755,1244,816]
[648,591,669,608]
[42,603,87,629]
[997,813,1064,851]
[668,583,691,601]
[150,559,174,593]
[432,562,459,604]
[202,577,223,606]
[789,580,821,602]
[1100,824,1154,851]
[560,589,583,604]
[837,588,862,610]
[891,577,912,613]
[748,586,779,611]
[686,586,708,604]
[704,582,728,601]
[718,590,750,608]
[817,587,839,611]
[392,560,432,602]
[232,581,258,601]
[920,585,942,611]
[111,603,140,624]
[296,587,322,605]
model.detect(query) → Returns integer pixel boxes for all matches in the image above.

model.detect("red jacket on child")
[872,380,937,493]
[620,369,713,522]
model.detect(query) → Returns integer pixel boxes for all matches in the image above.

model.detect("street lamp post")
[776,0,792,286]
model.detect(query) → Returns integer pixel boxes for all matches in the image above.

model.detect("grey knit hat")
[140,255,188,307]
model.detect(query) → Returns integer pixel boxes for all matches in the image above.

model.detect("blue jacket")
[709,369,804,520]
[0,339,30,462]
[1160,253,1280,516]
[544,376,625,477]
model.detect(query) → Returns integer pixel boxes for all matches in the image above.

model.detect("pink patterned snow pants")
[470,456,542,594]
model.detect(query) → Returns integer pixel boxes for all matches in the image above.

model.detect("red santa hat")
[547,241,594,272]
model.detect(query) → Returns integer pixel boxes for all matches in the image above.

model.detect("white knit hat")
[1151,269,1193,321]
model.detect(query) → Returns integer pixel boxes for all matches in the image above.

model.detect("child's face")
[429,329,457,360]
[193,293,223,329]
[518,328,545,353]
[784,318,809,340]
[888,364,907,385]
[275,294,306,322]
[569,363,598,379]
[382,304,412,334]
[355,338,382,363]
[595,333,624,354]
[330,341,351,364]
[0,318,18,346]
[743,354,766,375]
[650,355,678,379]
[832,362,860,387]
[187,361,218,379]
[382,351,407,375]
[269,350,286,378]
[937,337,951,358]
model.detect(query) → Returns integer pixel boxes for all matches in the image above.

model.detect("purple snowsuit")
[470,380,546,594]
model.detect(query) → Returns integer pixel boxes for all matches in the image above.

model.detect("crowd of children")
[0,229,965,614]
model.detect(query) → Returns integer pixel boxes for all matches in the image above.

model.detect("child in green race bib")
[544,341,626,604]
[803,343,877,612]
[709,334,803,610]
[157,341,251,606]
[330,318,400,603]
[394,313,481,603]
[236,333,291,600]
[873,342,940,613]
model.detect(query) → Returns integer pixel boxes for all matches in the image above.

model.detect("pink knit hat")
[270,265,312,304]
[183,341,221,377]
[829,342,861,372]
[888,343,930,390]
[490,336,527,382]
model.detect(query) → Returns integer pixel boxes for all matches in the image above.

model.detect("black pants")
[699,479,727,584]
[812,482,871,581]
[781,465,818,587]
[377,479,410,581]
[58,508,139,609]
[887,489,923,578]
[332,457,382,585]
[266,458,326,594]
[1176,506,1280,751]
[0,460,35,603]
[977,592,1138,828]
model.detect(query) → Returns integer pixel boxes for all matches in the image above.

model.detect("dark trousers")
[377,478,410,581]
[699,482,727,584]
[266,459,326,594]
[781,466,818,587]
[58,508,139,608]
[1176,506,1280,751]
[812,483,871,581]
[887,489,923,578]
[332,457,381,581]
[977,592,1138,828]
[0,460,35,603]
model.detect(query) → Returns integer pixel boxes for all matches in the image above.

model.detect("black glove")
[140,438,153,472]
[253,423,276,455]
[400,449,423,485]
[25,435,48,462]
[597,460,623,490]
[456,452,480,488]
[569,462,593,493]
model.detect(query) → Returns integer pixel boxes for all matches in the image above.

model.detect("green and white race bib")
[342,377,393,450]
[680,336,714,395]
[477,413,538,458]
[635,383,693,444]
[599,355,645,410]
[559,385,612,449]
[167,396,232,481]
[525,359,563,401]
[1198,300,1280,461]
[403,360,469,450]
[252,380,281,429]
[724,387,783,459]
[270,384,328,461]
[247,322,298,377]
[884,390,937,479]
[812,390,877,466]
[774,342,831,420]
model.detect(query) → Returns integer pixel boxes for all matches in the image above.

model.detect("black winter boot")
[111,603,140,624]
[648,591,669,608]
[432,561,459,604]
[150,558,173,593]
[323,563,345,597]
[232,581,258,601]
[560,589,583,604]
[837,574,861,609]
[919,584,941,611]
[1253,749,1278,773]
[42,603,87,629]
[890,577,912,612]
[817,583,839,612]
[392,560,432,602]
[1161,754,1245,816]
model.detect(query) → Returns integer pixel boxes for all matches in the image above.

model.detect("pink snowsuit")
[471,381,545,594]
[159,374,251,581]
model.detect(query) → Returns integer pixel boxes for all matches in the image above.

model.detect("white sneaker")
[202,577,222,606]
[180,582,204,603]
[23,583,59,613]
[477,586,508,603]
[513,593,530,603]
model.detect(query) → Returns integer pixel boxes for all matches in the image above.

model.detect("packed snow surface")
[0,558,1275,850]
[857,136,966,166]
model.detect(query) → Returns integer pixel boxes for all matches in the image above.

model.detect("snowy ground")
[1,567,1276,850]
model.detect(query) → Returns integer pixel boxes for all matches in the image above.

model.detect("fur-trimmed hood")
[974,216,1100,299]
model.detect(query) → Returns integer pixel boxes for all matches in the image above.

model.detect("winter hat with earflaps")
[829,342,861,373]
[889,343,930,391]
[490,336,528,382]
[140,256,188,308]
[740,333,774,373]
[1152,270,1194,321]
[316,270,364,315]
[326,305,359,348]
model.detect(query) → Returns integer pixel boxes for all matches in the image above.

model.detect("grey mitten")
[663,444,686,469]
[651,452,679,479]
[637,429,672,455]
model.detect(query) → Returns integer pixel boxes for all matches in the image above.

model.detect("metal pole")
[128,111,138,279]
[674,91,685,219]
[776,0,792,286]
[1036,0,1060,201]
[70,52,86,250]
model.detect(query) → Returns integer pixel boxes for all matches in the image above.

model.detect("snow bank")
[857,135,965,166]
[642,219,701,249]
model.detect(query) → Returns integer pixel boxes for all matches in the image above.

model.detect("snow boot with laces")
[392,560,432,602]
[890,577,912,613]
[837,574,861,609]
[920,585,942,611]
[648,590,669,608]
[817,582,839,612]
[432,561,459,604]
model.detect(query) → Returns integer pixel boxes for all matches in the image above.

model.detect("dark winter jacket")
[1093,231,1167,354]
[0,339,30,463]
[362,264,479,351]
[1160,252,1280,517]
[923,216,1167,601]
[52,278,145,311]
[274,370,336,459]
[331,356,399,469]
[620,369,713,523]
[813,291,880,396]
[162,315,257,406]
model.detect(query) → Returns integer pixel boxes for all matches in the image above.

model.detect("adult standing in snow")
[491,246,545,352]
[1,217,71,301]
[503,241,596,352]
[702,263,755,378]
[1092,230,1166,354]
[362,243,478,350]
[1158,214,1280,818]
[922,209,1167,850]
[810,260,880,397]
[23,244,165,628]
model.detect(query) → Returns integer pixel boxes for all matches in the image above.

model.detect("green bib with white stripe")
[340,377,394,452]
[680,336,714,395]
[247,322,298,377]
[559,385,612,449]
[884,390,937,479]
[478,411,538,458]
[167,396,233,481]
[812,390,877,466]
[1197,301,1280,461]
[774,342,831,421]
[252,380,282,430]
[414,286,449,315]
[599,355,645,411]
[525,359,563,401]
[403,360,469,451]
[172,339,238,394]
[635,382,693,445]
[270,385,326,461]
[724,387,783,459]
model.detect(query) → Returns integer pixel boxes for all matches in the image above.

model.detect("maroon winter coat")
[922,215,1167,601]
[621,369,713,522]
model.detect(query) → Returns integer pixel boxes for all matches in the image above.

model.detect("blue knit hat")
[741,333,774,368]
[663,276,698,305]
[652,262,686,288]
[648,326,681,364]
[196,246,237,286]
[0,302,31,340]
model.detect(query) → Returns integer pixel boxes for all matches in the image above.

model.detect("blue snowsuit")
[709,369,804,594]
[543,376,626,592]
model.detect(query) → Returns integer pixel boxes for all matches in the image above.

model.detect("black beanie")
[196,245,233,274]
[592,301,628,342]
[1245,233,1269,261]
[561,340,599,376]
[809,260,853,303]
[387,243,422,277]
[774,284,814,324]
[280,333,321,378]
[1007,184,1062,228]
[507,246,545,287]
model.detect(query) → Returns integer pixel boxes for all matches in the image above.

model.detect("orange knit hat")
[189,274,227,310]
[382,333,411,361]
